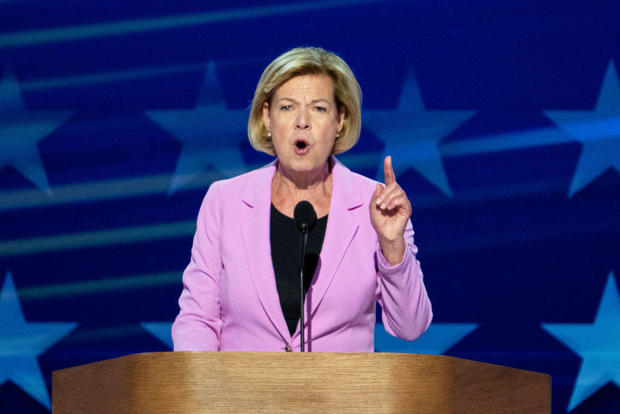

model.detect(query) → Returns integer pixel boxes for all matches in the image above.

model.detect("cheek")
[321,123,339,144]
[270,131,288,156]
[271,114,292,132]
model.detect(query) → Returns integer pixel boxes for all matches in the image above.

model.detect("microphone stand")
[299,223,309,352]
[294,200,315,352]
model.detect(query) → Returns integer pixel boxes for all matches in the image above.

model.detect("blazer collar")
[241,159,277,208]
[305,158,363,326]
[241,160,290,341]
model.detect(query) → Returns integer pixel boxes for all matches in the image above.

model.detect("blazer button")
[285,344,292,352]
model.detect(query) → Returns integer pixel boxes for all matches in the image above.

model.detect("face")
[263,74,344,176]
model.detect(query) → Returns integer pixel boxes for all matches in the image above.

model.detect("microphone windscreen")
[294,200,317,233]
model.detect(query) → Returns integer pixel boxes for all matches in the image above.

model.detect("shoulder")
[347,168,379,190]
[333,157,379,198]
[194,162,275,219]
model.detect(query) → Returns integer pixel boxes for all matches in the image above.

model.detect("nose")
[295,108,310,130]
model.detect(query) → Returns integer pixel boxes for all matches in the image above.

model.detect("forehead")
[273,73,335,100]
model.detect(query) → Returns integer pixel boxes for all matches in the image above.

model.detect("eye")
[315,106,327,112]
[280,104,292,111]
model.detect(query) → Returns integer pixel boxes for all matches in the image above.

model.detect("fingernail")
[380,203,386,209]
[376,198,382,205]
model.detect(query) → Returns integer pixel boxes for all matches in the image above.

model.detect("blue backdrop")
[1,1,619,413]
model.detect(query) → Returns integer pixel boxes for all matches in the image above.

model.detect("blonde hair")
[248,47,362,156]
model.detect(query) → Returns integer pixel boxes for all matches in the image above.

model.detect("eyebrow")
[276,97,332,105]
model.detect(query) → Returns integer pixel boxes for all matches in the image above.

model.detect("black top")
[270,204,328,336]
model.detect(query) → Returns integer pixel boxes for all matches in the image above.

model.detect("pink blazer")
[172,157,432,352]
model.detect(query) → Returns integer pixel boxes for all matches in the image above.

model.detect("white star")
[364,68,475,196]
[542,272,620,412]
[141,321,173,348]
[545,61,620,197]
[0,271,77,409]
[0,66,73,193]
[145,62,248,195]
[375,322,478,354]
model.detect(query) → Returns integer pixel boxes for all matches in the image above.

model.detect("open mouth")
[294,139,309,154]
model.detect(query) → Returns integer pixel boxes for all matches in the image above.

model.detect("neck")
[276,159,331,190]
[271,159,333,217]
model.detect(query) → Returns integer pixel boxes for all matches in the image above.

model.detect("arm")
[371,156,432,340]
[171,183,223,351]
[376,222,432,340]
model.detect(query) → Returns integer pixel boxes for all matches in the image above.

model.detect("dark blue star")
[545,61,620,197]
[145,62,248,194]
[0,66,73,193]
[375,322,478,354]
[141,321,173,348]
[0,271,77,409]
[364,68,475,196]
[542,272,620,411]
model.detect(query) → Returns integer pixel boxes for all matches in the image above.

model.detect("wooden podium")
[52,352,550,413]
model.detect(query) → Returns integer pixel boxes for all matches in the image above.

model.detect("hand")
[370,156,412,265]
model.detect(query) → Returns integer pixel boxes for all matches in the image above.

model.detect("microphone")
[294,201,317,233]
[293,201,316,352]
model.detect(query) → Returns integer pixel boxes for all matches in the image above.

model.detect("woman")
[172,47,432,352]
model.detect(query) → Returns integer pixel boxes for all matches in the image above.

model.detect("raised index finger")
[384,155,397,186]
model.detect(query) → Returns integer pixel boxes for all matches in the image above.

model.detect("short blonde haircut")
[248,47,362,156]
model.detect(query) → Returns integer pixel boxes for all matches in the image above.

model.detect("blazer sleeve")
[172,182,223,351]
[375,219,433,341]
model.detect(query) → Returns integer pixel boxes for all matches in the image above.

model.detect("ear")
[337,106,345,134]
[262,102,271,132]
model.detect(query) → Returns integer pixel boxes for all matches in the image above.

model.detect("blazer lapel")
[241,162,291,342]
[306,158,363,319]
